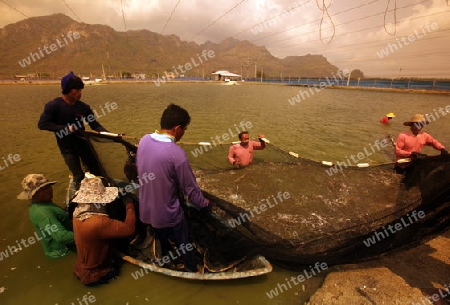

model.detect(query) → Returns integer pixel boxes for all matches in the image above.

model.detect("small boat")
[120,252,272,280]
[66,131,273,280]
[221,81,239,86]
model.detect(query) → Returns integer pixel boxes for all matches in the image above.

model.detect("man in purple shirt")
[137,104,211,272]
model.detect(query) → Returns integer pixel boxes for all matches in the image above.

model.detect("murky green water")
[0,82,449,304]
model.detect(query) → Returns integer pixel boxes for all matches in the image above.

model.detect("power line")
[265,0,438,52]
[268,19,450,76]
[232,0,313,38]
[1,0,30,20]
[61,0,82,22]
[161,0,181,34]
[121,0,127,32]
[0,0,52,32]
[250,0,387,44]
[328,50,450,66]
[270,9,450,59]
[315,29,450,56]
[234,0,383,41]
[190,0,247,40]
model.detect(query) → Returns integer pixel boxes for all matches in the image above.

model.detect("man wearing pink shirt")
[228,131,266,168]
[395,114,447,173]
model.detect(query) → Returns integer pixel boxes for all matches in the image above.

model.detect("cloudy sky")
[1,0,449,78]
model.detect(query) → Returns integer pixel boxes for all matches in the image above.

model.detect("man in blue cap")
[38,71,108,189]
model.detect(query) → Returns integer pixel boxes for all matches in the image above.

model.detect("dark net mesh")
[80,132,450,268]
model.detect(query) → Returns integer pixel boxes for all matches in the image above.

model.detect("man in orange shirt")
[395,114,447,173]
[228,131,266,168]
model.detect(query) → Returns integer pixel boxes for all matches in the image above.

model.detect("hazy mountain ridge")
[0,14,344,79]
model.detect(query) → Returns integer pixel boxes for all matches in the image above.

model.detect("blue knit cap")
[61,71,84,94]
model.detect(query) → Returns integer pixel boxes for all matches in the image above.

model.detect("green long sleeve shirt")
[28,202,75,259]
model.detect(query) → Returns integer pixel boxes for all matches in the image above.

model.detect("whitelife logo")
[55,102,118,139]
[287,69,349,106]
[153,50,215,86]
[228,192,291,228]
[324,139,390,176]
[190,121,253,157]
[363,210,425,247]
[18,31,81,68]
[0,153,21,171]
[266,262,328,299]
[376,22,438,59]
[0,224,59,261]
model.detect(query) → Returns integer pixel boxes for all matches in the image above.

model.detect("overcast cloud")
[1,0,449,78]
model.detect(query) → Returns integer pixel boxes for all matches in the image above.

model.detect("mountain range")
[0,14,359,79]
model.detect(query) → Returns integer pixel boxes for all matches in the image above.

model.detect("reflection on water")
[0,83,449,304]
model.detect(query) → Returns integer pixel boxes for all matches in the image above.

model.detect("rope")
[316,0,336,44]
[179,139,396,168]
[383,0,397,36]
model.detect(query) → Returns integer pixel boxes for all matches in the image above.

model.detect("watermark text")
[288,69,349,106]
[131,243,195,279]
[377,22,438,59]
[413,104,450,129]
[56,102,118,139]
[0,153,21,171]
[19,31,81,68]
[190,121,253,157]
[153,50,215,86]
[412,282,450,304]
[67,292,96,305]
[325,139,390,176]
[363,210,425,247]
[228,191,291,228]
[266,262,328,299]
[0,224,59,261]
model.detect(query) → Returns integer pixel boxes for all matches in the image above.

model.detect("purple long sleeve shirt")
[136,133,209,228]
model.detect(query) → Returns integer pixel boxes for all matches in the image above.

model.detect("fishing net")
[78,131,450,268]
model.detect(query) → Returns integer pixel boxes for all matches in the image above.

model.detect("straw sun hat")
[17,174,57,200]
[403,114,430,126]
[72,175,118,204]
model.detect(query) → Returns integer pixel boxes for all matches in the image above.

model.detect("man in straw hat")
[137,104,212,273]
[71,175,136,286]
[380,112,395,124]
[17,174,75,259]
[395,113,447,172]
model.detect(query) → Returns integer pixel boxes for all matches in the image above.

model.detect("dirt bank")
[307,229,450,305]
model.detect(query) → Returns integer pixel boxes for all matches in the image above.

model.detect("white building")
[212,70,241,81]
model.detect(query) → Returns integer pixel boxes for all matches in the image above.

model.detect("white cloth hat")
[72,176,118,204]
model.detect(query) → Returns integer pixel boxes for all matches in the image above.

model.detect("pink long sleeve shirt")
[395,130,445,161]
